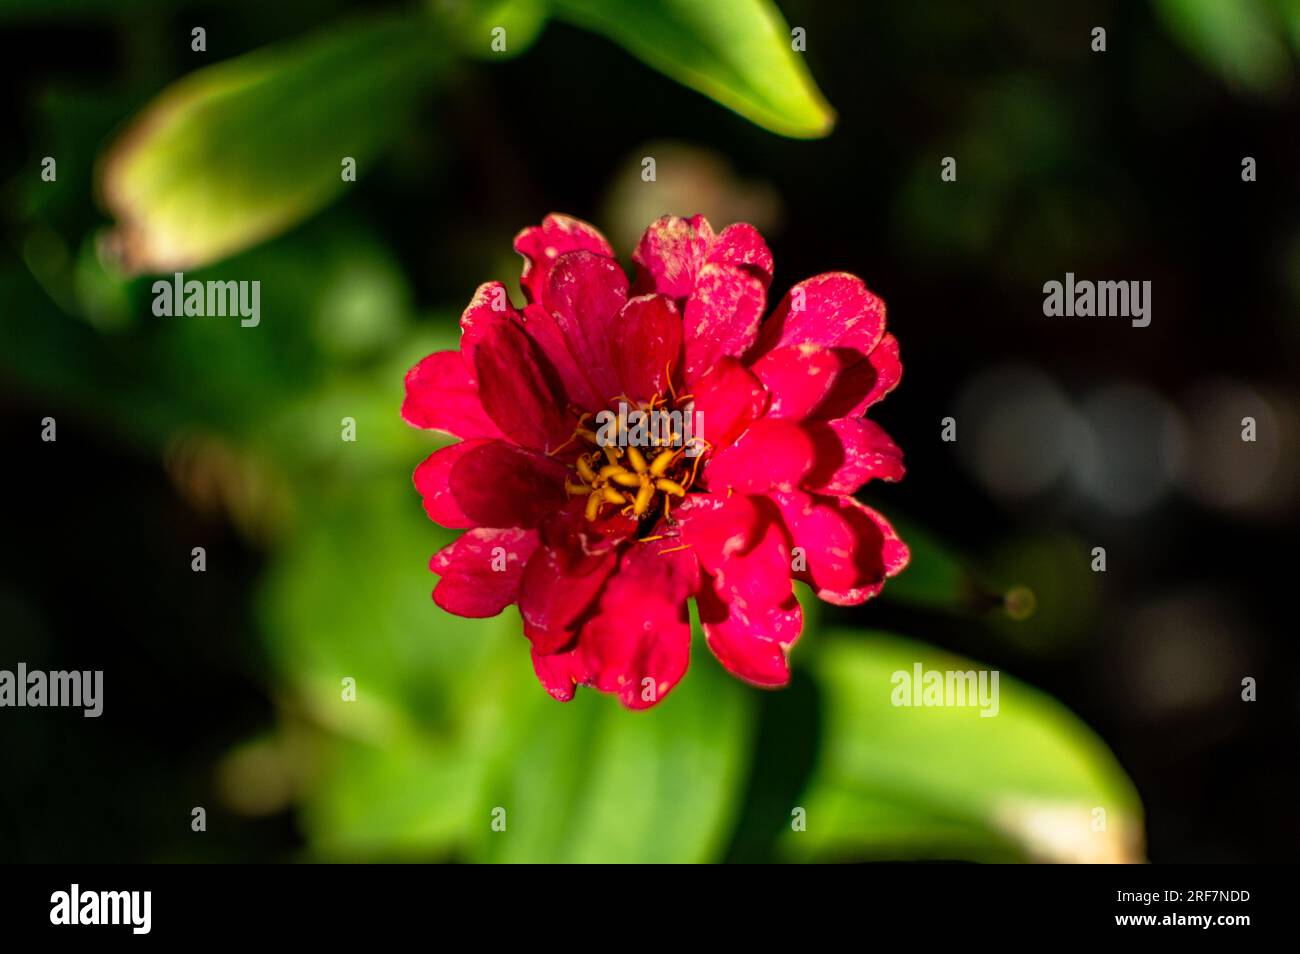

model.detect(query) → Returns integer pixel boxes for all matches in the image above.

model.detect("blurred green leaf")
[785,631,1143,863]
[551,0,835,138]
[99,12,446,273]
[260,472,506,741]
[301,733,490,860]
[1,212,426,465]
[1283,0,1300,50]
[258,466,525,858]
[1155,0,1293,95]
[439,0,549,59]
[469,646,755,863]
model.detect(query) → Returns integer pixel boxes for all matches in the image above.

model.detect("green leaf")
[1155,0,1293,95]
[301,734,488,860]
[440,0,549,60]
[785,631,1144,863]
[259,470,512,740]
[1283,0,1300,51]
[469,642,756,863]
[99,13,446,273]
[551,0,835,138]
[257,468,525,859]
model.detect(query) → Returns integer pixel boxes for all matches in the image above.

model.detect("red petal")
[610,294,683,403]
[581,609,690,709]
[704,418,815,494]
[847,498,909,579]
[581,537,700,709]
[676,493,757,571]
[698,583,802,688]
[514,214,614,305]
[707,223,773,289]
[750,343,842,419]
[447,440,568,528]
[683,262,767,382]
[712,505,793,616]
[752,272,886,359]
[802,495,909,605]
[814,333,903,419]
[537,497,638,557]
[518,302,603,411]
[631,214,714,299]
[531,645,594,703]
[401,351,503,440]
[681,494,800,683]
[544,250,629,406]
[459,281,518,372]
[769,490,860,596]
[689,357,767,449]
[519,546,619,654]
[473,320,573,454]
[616,533,701,605]
[803,417,905,494]
[680,494,791,614]
[413,439,490,529]
[859,332,903,409]
[430,527,539,618]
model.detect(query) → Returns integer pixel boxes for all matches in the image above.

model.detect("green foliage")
[552,0,834,138]
[1155,0,1297,94]
[100,13,447,273]
[440,0,549,59]
[468,646,753,863]
[261,472,516,858]
[94,0,835,273]
[785,632,1144,863]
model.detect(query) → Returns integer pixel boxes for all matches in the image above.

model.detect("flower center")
[564,395,704,523]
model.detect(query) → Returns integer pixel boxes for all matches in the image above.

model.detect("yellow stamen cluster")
[566,427,692,522]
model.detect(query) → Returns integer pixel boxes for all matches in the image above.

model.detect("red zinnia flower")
[403,214,908,709]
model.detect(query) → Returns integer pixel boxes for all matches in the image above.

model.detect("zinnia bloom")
[403,213,907,709]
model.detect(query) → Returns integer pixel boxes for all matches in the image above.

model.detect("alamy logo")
[1042,272,1150,327]
[0,663,102,717]
[891,663,1000,717]
[152,272,260,327]
[50,884,151,934]
[593,401,704,456]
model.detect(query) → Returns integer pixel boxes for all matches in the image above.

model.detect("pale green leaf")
[1155,0,1293,95]
[99,13,445,273]
[552,0,835,137]
[785,631,1144,863]
[440,0,549,59]
[469,642,755,863]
